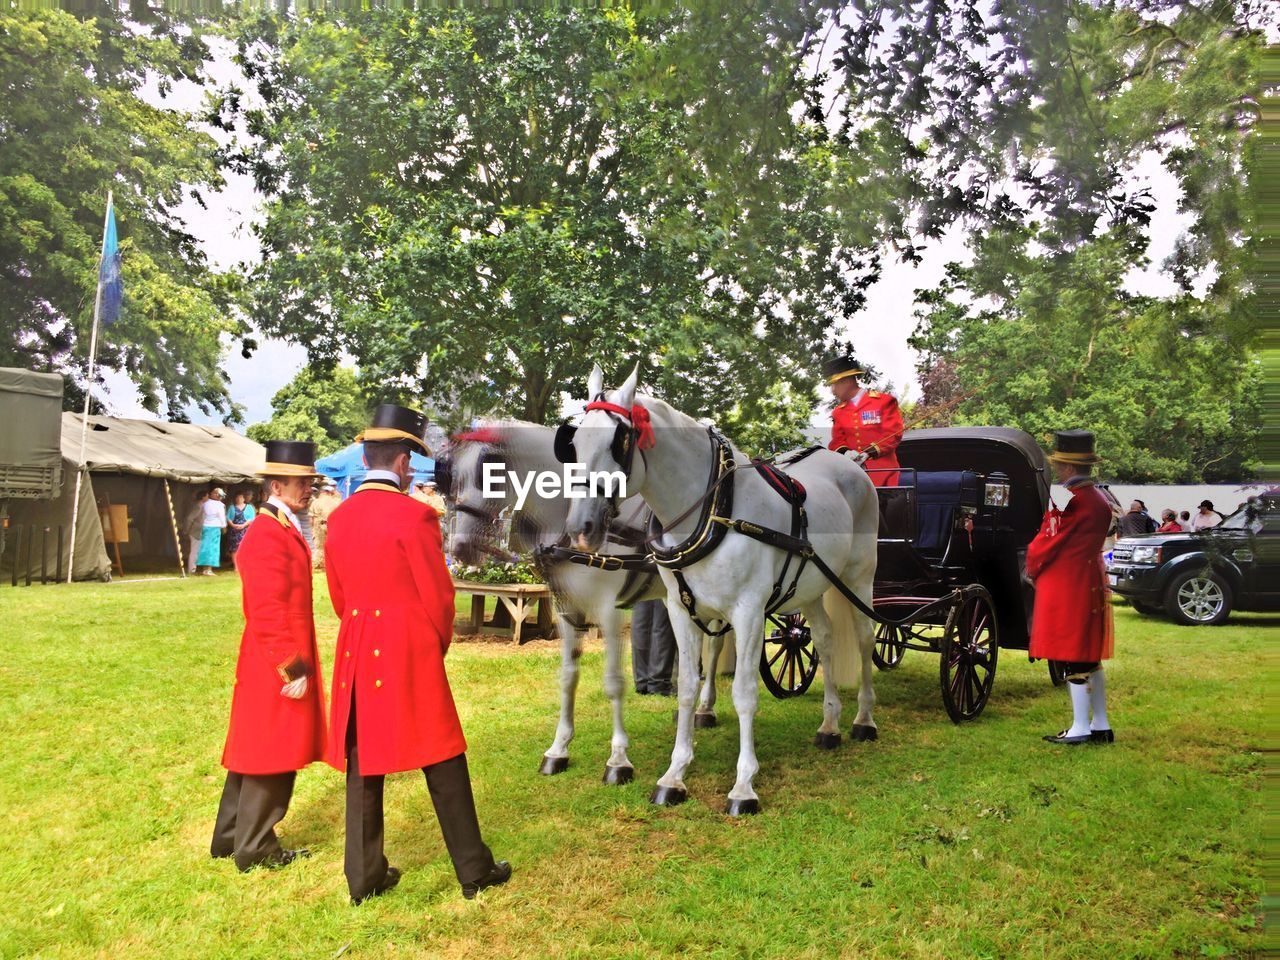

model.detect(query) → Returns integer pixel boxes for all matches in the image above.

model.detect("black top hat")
[257,439,319,478]
[357,403,431,455]
[1047,429,1101,465]
[822,355,864,384]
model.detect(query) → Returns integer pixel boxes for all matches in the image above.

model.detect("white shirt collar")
[364,469,405,488]
[267,495,302,534]
[852,388,867,405]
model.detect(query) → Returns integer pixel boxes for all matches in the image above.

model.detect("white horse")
[442,420,728,785]
[563,366,880,814]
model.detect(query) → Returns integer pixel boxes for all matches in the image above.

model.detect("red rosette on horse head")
[583,400,656,450]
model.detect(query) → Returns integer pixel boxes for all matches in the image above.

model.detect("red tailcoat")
[829,390,903,486]
[324,479,465,775]
[221,506,327,775]
[1026,481,1115,663]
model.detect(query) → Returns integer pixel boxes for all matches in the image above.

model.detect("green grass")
[0,576,1268,959]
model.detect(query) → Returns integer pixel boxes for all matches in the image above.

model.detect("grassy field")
[0,574,1267,959]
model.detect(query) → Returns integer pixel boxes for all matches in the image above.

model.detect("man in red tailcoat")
[325,404,511,904]
[1027,429,1117,745]
[212,440,327,871]
[824,355,903,487]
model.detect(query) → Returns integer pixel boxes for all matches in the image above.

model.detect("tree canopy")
[218,8,877,425]
[0,8,238,417]
[910,227,1261,482]
[246,365,368,457]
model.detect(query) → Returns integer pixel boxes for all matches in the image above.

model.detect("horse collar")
[646,427,736,570]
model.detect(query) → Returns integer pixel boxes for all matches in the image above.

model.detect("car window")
[1218,508,1250,530]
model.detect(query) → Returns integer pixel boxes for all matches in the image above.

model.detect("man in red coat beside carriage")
[1027,430,1116,745]
[212,440,327,871]
[325,404,511,904]
[824,355,903,486]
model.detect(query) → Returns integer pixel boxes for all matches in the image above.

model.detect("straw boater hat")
[821,355,864,385]
[256,440,319,478]
[1047,429,1102,466]
[356,403,432,456]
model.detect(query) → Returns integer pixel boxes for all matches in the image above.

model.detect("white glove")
[845,448,869,465]
[281,676,308,700]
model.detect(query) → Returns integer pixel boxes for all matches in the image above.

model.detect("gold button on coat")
[375,680,382,688]
[352,609,359,616]
[375,610,381,617]
[373,649,380,657]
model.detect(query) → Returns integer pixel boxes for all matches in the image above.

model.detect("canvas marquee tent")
[2,411,266,581]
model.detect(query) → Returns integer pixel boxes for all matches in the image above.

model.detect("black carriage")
[760,427,1058,722]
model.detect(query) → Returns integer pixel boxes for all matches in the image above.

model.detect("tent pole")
[67,189,113,584]
[164,479,186,578]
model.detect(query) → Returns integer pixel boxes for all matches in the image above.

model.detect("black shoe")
[652,685,674,697]
[461,860,512,900]
[237,847,310,872]
[352,866,401,905]
[1090,728,1115,744]
[1042,730,1091,745]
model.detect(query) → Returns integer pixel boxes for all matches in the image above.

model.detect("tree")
[246,366,369,457]
[720,380,819,458]
[0,9,239,417]
[910,228,1261,482]
[217,8,876,425]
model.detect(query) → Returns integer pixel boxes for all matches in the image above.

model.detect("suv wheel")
[1165,569,1232,626]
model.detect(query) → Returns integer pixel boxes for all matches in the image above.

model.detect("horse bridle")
[553,396,653,520]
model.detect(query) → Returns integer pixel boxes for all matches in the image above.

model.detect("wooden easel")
[99,494,126,577]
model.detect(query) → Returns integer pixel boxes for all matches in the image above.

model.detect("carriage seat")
[912,470,981,555]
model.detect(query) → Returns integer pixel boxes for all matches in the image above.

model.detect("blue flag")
[99,199,123,326]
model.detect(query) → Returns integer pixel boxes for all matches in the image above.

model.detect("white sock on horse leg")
[1066,681,1091,738]
[1089,668,1109,731]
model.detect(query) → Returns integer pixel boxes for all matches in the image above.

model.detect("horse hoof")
[538,755,569,775]
[602,764,634,786]
[694,712,718,729]
[813,732,842,750]
[725,797,760,816]
[850,724,879,742]
[650,785,688,807]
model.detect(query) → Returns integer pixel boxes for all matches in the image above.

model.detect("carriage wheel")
[1047,659,1068,686]
[871,621,907,670]
[939,587,999,723]
[760,613,818,699]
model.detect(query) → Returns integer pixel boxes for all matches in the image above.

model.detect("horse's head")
[439,426,509,567]
[562,363,651,552]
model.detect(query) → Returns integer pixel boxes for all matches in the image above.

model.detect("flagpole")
[67,190,113,584]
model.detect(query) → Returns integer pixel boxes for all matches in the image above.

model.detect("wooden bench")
[452,579,555,645]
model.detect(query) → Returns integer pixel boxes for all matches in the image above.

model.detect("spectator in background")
[1156,509,1182,533]
[309,480,341,570]
[1179,510,1193,532]
[1115,500,1158,538]
[1192,500,1222,531]
[184,490,208,575]
[197,488,229,575]
[225,491,256,559]
[631,599,675,696]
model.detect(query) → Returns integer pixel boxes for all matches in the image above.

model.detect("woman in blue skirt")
[197,487,229,575]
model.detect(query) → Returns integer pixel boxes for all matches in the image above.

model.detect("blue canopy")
[315,442,434,499]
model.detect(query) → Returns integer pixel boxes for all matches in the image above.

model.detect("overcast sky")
[99,33,1197,429]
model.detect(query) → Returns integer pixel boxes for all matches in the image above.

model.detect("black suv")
[1107,494,1279,625]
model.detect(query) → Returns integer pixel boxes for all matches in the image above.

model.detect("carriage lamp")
[983,478,1011,508]
[1130,545,1162,564]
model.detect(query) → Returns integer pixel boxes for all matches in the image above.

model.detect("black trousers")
[211,770,297,871]
[345,697,495,901]
[631,599,676,692]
